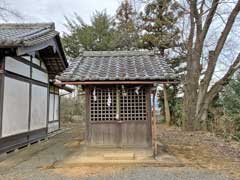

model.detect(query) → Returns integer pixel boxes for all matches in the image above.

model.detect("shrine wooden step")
[103,152,135,160]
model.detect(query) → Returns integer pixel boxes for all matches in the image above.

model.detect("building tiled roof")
[0,23,58,47]
[0,23,68,79]
[58,51,176,82]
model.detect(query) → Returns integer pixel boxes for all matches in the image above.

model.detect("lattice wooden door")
[120,88,150,147]
[88,86,151,147]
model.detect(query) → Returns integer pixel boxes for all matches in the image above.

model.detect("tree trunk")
[183,88,198,130]
[182,0,240,131]
[196,99,210,130]
[182,55,202,130]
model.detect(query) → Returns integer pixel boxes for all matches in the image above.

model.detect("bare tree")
[0,0,22,21]
[182,0,240,130]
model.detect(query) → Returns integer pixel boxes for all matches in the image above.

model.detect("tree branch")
[191,0,202,37]
[200,0,206,16]
[197,0,240,112]
[0,6,22,20]
[207,53,240,101]
[214,0,240,57]
[196,53,240,121]
[200,0,220,46]
[186,4,195,61]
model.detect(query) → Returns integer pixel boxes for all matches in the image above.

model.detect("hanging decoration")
[115,113,120,120]
[107,90,112,107]
[135,86,141,95]
[93,88,97,101]
[122,85,127,96]
[116,89,120,120]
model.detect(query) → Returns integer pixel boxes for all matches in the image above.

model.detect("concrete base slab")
[53,143,183,168]
[155,154,180,163]
[103,152,135,160]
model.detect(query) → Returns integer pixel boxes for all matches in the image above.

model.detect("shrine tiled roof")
[58,51,176,82]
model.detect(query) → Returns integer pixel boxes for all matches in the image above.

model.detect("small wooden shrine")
[58,51,176,151]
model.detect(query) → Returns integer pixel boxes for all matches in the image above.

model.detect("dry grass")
[158,124,240,178]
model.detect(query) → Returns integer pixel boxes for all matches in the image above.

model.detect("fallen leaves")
[158,124,240,178]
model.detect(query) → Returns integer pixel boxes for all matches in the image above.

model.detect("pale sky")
[2,0,240,82]
[5,0,121,33]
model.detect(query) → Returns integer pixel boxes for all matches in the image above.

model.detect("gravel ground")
[0,166,234,180]
[0,123,236,180]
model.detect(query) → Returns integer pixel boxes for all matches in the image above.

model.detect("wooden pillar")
[116,87,121,147]
[152,90,158,157]
[85,86,90,145]
[163,84,171,125]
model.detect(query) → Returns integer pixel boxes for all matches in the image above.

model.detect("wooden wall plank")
[146,86,152,145]
[0,74,4,137]
[85,86,90,145]
[87,85,152,147]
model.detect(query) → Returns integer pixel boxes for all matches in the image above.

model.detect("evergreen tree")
[116,0,136,32]
[91,11,115,51]
[139,0,182,55]
[218,77,240,140]
[113,0,138,50]
[62,10,115,58]
[138,0,184,125]
[62,13,95,58]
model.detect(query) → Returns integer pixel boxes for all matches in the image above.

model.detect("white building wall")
[5,57,30,78]
[2,77,29,137]
[30,84,48,131]
[54,95,59,120]
[32,57,40,66]
[1,56,61,137]
[48,121,59,133]
[48,92,60,133]
[32,68,48,83]
[48,94,55,122]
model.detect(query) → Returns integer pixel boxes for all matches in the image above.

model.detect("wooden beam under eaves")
[55,80,179,85]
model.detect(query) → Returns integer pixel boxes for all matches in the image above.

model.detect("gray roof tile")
[0,23,58,47]
[58,51,177,82]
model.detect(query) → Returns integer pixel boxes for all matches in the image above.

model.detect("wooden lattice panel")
[120,88,147,121]
[90,87,147,122]
[90,88,117,122]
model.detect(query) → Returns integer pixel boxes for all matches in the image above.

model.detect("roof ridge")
[0,23,55,29]
[82,51,161,57]
[22,28,56,41]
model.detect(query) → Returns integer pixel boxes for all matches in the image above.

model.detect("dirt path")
[158,124,240,179]
[0,123,238,180]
